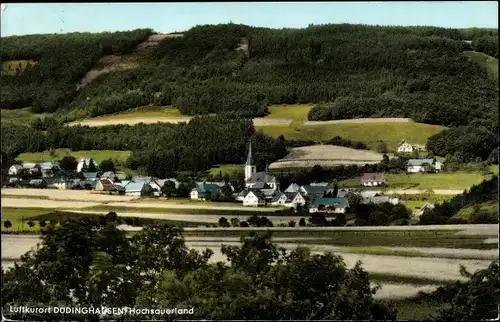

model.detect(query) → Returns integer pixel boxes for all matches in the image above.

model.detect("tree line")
[1,216,498,320]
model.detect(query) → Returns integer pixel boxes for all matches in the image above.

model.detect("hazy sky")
[1,2,498,37]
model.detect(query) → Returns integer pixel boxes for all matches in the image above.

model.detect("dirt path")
[304,118,412,125]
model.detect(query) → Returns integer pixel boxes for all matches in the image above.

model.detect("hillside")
[1,24,498,128]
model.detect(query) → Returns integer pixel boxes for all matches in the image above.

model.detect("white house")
[397,140,416,153]
[407,159,444,173]
[360,173,386,186]
[8,164,24,176]
[270,192,288,206]
[243,190,266,207]
[95,179,116,192]
[309,197,349,214]
[287,192,307,208]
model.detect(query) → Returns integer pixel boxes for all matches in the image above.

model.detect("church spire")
[246,141,253,165]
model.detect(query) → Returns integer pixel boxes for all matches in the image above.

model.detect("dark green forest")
[1,24,497,125]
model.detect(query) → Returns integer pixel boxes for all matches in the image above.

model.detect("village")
[5,140,444,218]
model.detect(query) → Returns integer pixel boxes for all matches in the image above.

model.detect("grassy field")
[1,108,54,125]
[1,59,38,76]
[16,148,132,164]
[339,171,497,190]
[464,51,498,78]
[455,200,499,221]
[207,164,244,177]
[88,105,183,120]
[1,207,56,232]
[264,104,313,121]
[257,121,446,151]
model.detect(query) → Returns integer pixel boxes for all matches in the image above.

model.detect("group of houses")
[396,140,444,172]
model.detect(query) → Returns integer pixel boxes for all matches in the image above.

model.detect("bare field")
[68,117,292,127]
[269,145,383,168]
[304,118,413,125]
[1,188,136,202]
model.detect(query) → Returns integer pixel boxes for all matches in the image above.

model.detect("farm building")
[309,197,349,214]
[243,190,266,207]
[124,181,151,196]
[396,140,417,153]
[407,159,444,173]
[190,183,221,200]
[360,173,386,186]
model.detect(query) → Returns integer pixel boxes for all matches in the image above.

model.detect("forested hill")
[1,24,498,128]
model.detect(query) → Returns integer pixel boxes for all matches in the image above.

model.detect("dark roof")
[251,182,272,189]
[361,173,386,182]
[271,192,287,202]
[246,190,266,200]
[192,183,220,193]
[311,197,349,208]
[300,185,328,196]
[247,171,276,184]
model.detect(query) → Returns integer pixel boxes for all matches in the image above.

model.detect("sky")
[0,2,498,37]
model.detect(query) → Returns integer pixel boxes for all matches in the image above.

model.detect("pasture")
[256,121,446,151]
[339,171,497,190]
[207,164,244,176]
[455,200,499,221]
[464,51,498,78]
[87,105,182,120]
[16,148,132,164]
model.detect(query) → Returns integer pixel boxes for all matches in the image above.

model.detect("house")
[51,179,75,190]
[101,171,127,181]
[95,179,116,192]
[8,164,24,176]
[300,185,332,199]
[124,181,150,196]
[77,157,99,173]
[284,183,301,193]
[270,192,288,206]
[22,162,41,175]
[309,197,350,214]
[407,159,444,173]
[157,178,181,189]
[360,173,386,186]
[190,183,221,200]
[362,196,399,205]
[9,164,24,176]
[397,140,416,153]
[286,191,307,208]
[29,179,47,188]
[418,203,435,216]
[244,141,279,190]
[243,190,266,207]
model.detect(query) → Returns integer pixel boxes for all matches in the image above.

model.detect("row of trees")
[2,216,497,320]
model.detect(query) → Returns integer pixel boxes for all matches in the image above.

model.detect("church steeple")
[246,141,253,165]
[244,140,256,182]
